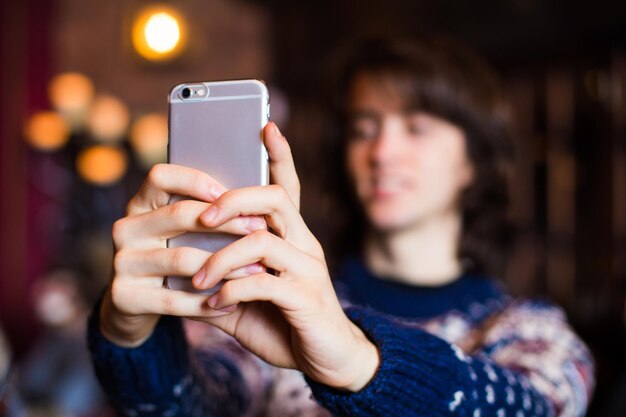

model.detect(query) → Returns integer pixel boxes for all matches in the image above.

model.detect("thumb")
[264,122,300,210]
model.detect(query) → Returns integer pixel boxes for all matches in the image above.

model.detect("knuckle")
[110,279,127,307]
[170,247,192,272]
[269,184,289,201]
[111,218,128,247]
[147,164,167,186]
[125,198,138,216]
[249,230,272,247]
[167,200,189,219]
[161,293,176,315]
[112,250,130,275]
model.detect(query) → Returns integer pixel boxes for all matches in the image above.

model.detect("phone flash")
[197,89,205,96]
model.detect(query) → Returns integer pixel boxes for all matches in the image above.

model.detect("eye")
[407,115,429,137]
[347,116,378,141]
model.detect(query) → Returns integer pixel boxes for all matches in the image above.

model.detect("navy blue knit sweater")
[88,259,594,416]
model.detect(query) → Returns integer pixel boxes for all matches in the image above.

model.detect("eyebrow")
[347,108,425,119]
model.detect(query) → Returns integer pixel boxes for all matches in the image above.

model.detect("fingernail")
[202,205,218,224]
[245,263,264,274]
[272,122,282,137]
[207,294,219,308]
[222,304,237,313]
[192,269,206,287]
[213,304,237,314]
[246,217,266,232]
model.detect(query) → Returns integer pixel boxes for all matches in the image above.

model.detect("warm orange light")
[86,94,130,143]
[132,6,186,61]
[47,72,94,128]
[76,145,127,185]
[24,111,70,151]
[129,113,168,169]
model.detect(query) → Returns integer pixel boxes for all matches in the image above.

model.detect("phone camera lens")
[181,87,191,99]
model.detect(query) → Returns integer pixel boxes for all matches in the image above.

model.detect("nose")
[369,120,403,166]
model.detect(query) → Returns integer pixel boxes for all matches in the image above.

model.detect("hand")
[192,123,380,392]
[100,163,267,347]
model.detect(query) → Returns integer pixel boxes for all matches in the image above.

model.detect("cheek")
[345,144,368,182]
[417,148,473,203]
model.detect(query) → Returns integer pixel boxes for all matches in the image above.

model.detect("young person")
[88,38,594,417]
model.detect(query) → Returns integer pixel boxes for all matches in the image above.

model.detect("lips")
[370,176,410,199]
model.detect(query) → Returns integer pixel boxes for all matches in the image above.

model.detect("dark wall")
[254,2,626,416]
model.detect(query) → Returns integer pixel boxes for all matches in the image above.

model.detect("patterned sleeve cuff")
[306,306,475,416]
[86,298,191,408]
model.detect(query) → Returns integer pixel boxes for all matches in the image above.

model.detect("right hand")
[99,164,267,347]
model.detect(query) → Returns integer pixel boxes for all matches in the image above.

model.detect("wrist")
[99,290,158,347]
[343,322,380,392]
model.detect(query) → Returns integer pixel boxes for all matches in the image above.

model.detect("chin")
[366,207,418,232]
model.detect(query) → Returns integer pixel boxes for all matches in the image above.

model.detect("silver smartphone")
[165,79,270,293]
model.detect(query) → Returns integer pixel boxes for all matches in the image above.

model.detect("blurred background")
[1,0,625,415]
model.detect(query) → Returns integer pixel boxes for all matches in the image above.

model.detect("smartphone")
[165,79,270,293]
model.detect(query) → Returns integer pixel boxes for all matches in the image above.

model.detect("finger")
[193,230,317,289]
[206,273,303,312]
[113,283,236,318]
[199,185,318,254]
[264,123,300,209]
[127,164,227,216]
[115,247,266,278]
[114,200,267,248]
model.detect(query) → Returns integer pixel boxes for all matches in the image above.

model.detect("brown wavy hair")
[320,37,515,277]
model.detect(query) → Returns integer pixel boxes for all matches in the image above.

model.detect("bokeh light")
[145,13,180,53]
[76,145,127,185]
[47,72,95,128]
[24,111,70,151]
[86,94,130,143]
[129,113,168,169]
[132,6,186,61]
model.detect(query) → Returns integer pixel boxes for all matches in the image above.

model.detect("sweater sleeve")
[479,300,594,417]
[307,303,593,417]
[86,302,264,417]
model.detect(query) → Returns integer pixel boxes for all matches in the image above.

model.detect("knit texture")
[307,306,553,417]
[307,306,477,416]
[87,310,195,416]
[87,260,594,417]
[87,308,261,417]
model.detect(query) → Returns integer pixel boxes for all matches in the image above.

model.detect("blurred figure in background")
[88,38,594,416]
[16,269,110,416]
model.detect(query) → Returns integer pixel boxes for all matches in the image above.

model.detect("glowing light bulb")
[145,12,180,53]
[132,6,186,61]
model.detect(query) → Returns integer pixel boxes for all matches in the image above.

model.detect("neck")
[364,212,463,286]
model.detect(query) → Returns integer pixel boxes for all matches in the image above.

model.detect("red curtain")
[0,0,53,355]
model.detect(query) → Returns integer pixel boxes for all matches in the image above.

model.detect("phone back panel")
[166,80,269,292]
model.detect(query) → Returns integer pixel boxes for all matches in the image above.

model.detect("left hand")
[193,122,379,392]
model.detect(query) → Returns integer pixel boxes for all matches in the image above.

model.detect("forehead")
[346,72,408,113]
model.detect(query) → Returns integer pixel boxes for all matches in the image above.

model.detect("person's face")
[345,72,474,232]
